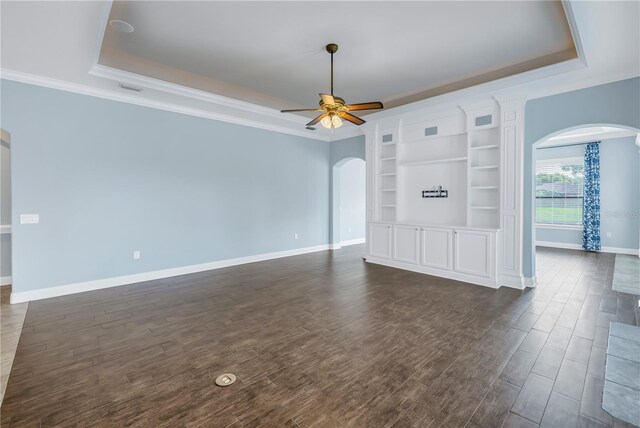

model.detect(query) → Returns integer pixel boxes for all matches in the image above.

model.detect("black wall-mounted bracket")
[422,186,448,198]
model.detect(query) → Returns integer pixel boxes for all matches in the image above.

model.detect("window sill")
[536,224,583,231]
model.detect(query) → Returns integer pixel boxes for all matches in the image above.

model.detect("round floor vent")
[215,373,236,387]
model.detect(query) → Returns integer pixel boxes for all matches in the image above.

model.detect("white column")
[495,97,530,288]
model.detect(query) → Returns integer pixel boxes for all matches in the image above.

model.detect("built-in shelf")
[470,144,499,151]
[470,186,499,190]
[381,204,397,208]
[470,165,499,170]
[380,188,396,192]
[400,157,467,167]
[380,172,397,176]
[380,156,397,161]
[471,206,498,210]
[381,142,396,146]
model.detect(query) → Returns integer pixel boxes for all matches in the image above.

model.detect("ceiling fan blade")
[281,108,322,113]
[340,112,366,126]
[346,101,384,111]
[307,113,328,127]
[320,93,335,105]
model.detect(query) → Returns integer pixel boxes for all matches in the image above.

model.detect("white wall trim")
[365,255,499,289]
[9,244,331,304]
[0,68,331,142]
[0,225,11,234]
[498,274,527,290]
[524,276,538,288]
[537,241,584,250]
[1,276,12,286]
[89,64,309,127]
[536,241,639,255]
[340,238,366,247]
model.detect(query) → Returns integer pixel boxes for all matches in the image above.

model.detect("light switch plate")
[20,214,39,224]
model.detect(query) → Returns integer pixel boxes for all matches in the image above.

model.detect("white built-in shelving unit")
[366,98,526,289]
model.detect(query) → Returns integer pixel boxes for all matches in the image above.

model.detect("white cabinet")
[393,225,420,264]
[369,223,392,259]
[420,227,453,270]
[454,229,493,278]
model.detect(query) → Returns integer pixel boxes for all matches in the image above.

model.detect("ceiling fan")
[281,44,384,130]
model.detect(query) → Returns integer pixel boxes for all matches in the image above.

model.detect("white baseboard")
[536,241,639,255]
[497,274,526,290]
[330,238,365,251]
[602,246,639,256]
[340,238,366,247]
[524,276,538,288]
[1,276,12,286]
[365,255,499,289]
[10,244,331,304]
[536,241,583,250]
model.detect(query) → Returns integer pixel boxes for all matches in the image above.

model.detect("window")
[536,157,584,226]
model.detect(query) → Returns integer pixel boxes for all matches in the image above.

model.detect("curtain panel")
[582,142,601,251]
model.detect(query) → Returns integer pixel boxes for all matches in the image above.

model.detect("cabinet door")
[368,223,392,259]
[454,229,492,277]
[393,225,420,264]
[420,227,453,270]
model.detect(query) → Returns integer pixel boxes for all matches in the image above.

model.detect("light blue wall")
[339,158,365,242]
[1,79,330,293]
[524,77,640,277]
[1,134,10,279]
[329,135,365,245]
[535,138,640,250]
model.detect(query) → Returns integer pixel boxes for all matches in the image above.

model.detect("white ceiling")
[1,1,639,140]
[99,1,575,112]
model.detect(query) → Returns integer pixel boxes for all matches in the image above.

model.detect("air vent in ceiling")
[119,83,143,93]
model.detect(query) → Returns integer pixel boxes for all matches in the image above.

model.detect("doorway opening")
[531,125,640,278]
[331,157,366,250]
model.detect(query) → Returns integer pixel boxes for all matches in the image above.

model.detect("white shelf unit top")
[380,188,396,192]
[380,172,397,176]
[381,204,397,208]
[400,157,467,167]
[380,156,397,161]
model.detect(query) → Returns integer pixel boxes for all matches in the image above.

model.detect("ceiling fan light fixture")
[280,43,383,128]
[320,115,332,129]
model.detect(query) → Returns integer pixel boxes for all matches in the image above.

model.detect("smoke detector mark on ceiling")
[110,19,134,33]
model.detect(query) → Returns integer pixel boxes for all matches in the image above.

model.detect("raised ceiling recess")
[98,1,577,116]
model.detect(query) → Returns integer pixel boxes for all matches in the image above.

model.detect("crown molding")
[0,68,331,142]
[89,63,308,127]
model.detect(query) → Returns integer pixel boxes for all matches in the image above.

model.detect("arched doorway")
[530,124,640,278]
[331,157,366,250]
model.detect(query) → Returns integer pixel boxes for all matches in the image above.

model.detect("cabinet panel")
[393,225,420,264]
[420,227,453,270]
[454,230,492,277]
[369,223,392,259]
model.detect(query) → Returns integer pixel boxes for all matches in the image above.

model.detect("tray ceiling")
[99,1,577,115]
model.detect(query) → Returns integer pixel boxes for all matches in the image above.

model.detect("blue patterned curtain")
[582,142,601,251]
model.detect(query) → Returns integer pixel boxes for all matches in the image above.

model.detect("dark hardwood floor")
[1,245,638,427]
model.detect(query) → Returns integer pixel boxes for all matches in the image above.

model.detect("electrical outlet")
[294,233,299,240]
[20,214,39,224]
[133,250,141,260]
[606,232,612,238]
[348,227,351,233]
